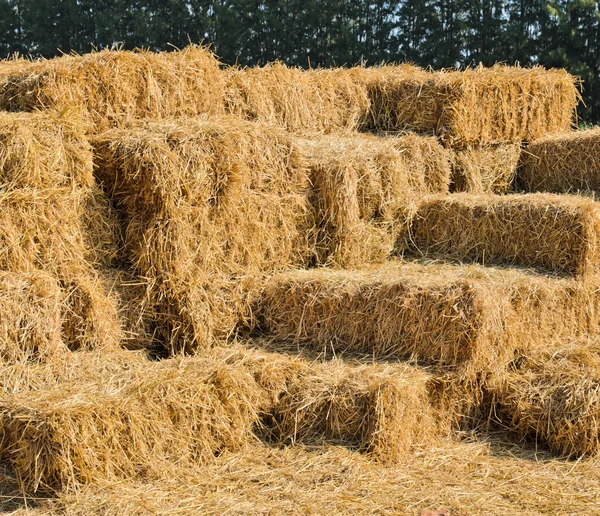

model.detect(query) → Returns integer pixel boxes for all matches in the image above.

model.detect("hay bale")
[299,132,447,268]
[93,117,313,353]
[256,261,596,373]
[517,128,600,193]
[493,338,600,457]
[0,45,224,132]
[451,144,521,194]
[272,361,435,462]
[223,63,369,133]
[0,271,65,363]
[0,356,264,493]
[407,193,600,278]
[363,65,578,146]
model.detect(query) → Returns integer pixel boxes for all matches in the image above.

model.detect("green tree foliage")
[3,0,600,123]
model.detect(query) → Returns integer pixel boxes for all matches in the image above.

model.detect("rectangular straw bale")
[450,144,521,194]
[298,133,440,268]
[272,361,435,462]
[363,65,578,146]
[0,356,265,493]
[256,261,596,374]
[93,117,312,353]
[517,128,600,193]
[0,271,65,363]
[0,45,224,132]
[407,193,600,277]
[223,63,370,134]
[493,338,600,457]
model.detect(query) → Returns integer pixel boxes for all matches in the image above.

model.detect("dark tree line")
[1,1,600,123]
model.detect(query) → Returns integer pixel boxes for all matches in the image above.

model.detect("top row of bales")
[0,46,579,146]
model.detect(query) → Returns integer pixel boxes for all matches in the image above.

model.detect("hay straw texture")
[256,261,595,373]
[493,338,600,458]
[93,117,312,353]
[0,271,65,363]
[408,193,600,277]
[223,64,369,133]
[0,112,121,351]
[451,144,521,194]
[0,356,265,493]
[518,127,600,193]
[364,65,578,146]
[298,132,449,268]
[272,362,434,462]
[0,45,224,132]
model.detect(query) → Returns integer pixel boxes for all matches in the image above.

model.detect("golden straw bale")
[223,63,369,133]
[407,193,600,278]
[0,356,265,493]
[272,361,435,462]
[0,271,65,363]
[451,144,522,194]
[363,65,578,146]
[256,261,596,373]
[93,117,313,353]
[298,132,443,268]
[493,337,600,457]
[0,112,93,189]
[0,45,224,132]
[518,128,600,193]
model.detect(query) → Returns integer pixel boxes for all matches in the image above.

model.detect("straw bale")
[0,271,65,363]
[363,65,578,146]
[451,144,521,194]
[407,193,600,277]
[0,112,93,189]
[493,337,600,458]
[272,361,434,461]
[256,261,596,373]
[299,133,445,267]
[517,128,600,193]
[93,116,312,353]
[223,63,369,133]
[0,356,265,493]
[0,45,224,132]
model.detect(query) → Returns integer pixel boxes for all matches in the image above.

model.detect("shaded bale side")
[0,271,66,363]
[93,117,313,354]
[0,357,265,494]
[255,261,596,374]
[0,45,225,132]
[223,63,370,134]
[451,144,521,194]
[407,193,600,278]
[492,338,600,458]
[363,65,578,147]
[517,128,600,193]
[272,361,435,462]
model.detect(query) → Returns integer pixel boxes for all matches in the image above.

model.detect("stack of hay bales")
[0,112,121,359]
[0,45,225,131]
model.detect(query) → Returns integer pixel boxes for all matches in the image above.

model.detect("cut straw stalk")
[450,144,521,194]
[518,128,600,193]
[492,338,600,458]
[407,193,600,278]
[0,45,224,132]
[363,65,578,146]
[272,361,435,462]
[256,261,596,373]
